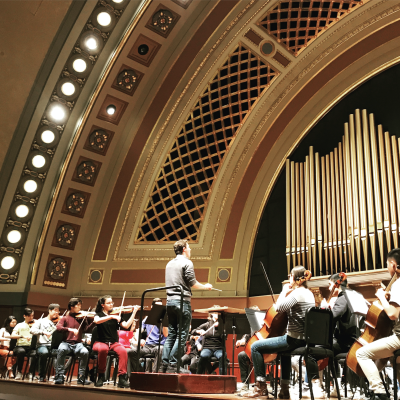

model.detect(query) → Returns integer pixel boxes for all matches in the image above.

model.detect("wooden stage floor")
[0,379,353,400]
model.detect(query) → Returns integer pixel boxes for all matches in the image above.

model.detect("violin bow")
[260,261,276,303]
[77,306,91,332]
[118,291,126,330]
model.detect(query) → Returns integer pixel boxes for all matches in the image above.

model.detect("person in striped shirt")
[243,266,317,399]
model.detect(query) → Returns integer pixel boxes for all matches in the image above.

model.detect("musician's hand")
[44,332,52,338]
[376,288,387,302]
[70,328,79,336]
[140,339,146,347]
[320,299,329,309]
[236,338,246,347]
[113,315,121,323]
[204,283,212,290]
[198,330,206,336]
[133,305,140,313]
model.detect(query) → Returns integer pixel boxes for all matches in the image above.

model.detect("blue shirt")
[142,318,166,345]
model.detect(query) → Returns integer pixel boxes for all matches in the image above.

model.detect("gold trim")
[30,0,153,284]
[245,55,400,287]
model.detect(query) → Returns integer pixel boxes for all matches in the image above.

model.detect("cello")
[245,263,311,362]
[347,271,399,377]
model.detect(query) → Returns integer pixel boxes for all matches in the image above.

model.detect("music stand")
[144,304,167,372]
[244,308,265,335]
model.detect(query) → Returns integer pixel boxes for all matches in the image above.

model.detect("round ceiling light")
[41,130,55,144]
[49,104,66,122]
[1,256,15,270]
[31,154,46,169]
[15,204,29,218]
[112,0,124,3]
[85,37,98,50]
[61,82,76,96]
[97,12,111,26]
[23,180,38,193]
[106,105,116,115]
[7,230,22,244]
[72,58,87,73]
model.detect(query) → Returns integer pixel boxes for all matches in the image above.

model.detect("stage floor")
[1,379,354,400]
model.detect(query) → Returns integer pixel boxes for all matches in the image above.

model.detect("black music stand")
[145,304,167,372]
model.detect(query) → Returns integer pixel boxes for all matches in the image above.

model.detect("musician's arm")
[331,295,347,323]
[276,290,298,312]
[376,289,400,320]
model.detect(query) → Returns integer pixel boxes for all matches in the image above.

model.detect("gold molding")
[216,267,233,283]
[30,0,153,284]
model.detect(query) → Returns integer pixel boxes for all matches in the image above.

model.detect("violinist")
[30,303,60,382]
[243,266,317,399]
[11,307,35,380]
[55,298,93,385]
[356,249,400,400]
[93,295,137,388]
[0,315,17,379]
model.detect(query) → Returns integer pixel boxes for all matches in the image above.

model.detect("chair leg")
[274,356,279,399]
[330,358,341,400]
[299,356,303,400]
[343,360,347,398]
[113,357,119,386]
[304,356,315,400]
[394,359,397,400]
[379,371,390,398]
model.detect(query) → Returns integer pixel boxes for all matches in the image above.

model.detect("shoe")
[236,384,250,397]
[54,375,64,384]
[159,363,168,373]
[166,365,190,374]
[373,394,390,400]
[77,375,91,385]
[278,382,290,399]
[117,373,130,388]
[330,385,340,398]
[243,377,269,398]
[15,372,23,380]
[39,376,45,382]
[95,373,105,387]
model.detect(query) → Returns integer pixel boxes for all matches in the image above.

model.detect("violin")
[75,311,96,319]
[109,305,148,315]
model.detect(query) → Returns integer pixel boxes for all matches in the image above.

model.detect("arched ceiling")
[1,0,400,306]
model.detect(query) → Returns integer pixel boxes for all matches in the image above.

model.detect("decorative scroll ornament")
[47,257,67,280]
[152,9,173,32]
[56,224,75,247]
[89,129,109,152]
[77,160,96,183]
[66,193,86,214]
[117,69,137,91]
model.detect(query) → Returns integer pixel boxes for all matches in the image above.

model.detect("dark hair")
[291,266,308,287]
[67,297,82,311]
[23,307,33,317]
[48,303,60,311]
[329,273,348,289]
[173,239,188,255]
[2,316,17,334]
[387,248,400,267]
[95,295,112,313]
[152,298,162,307]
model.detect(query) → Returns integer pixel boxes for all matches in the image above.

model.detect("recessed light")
[73,58,87,73]
[32,154,46,169]
[7,230,22,244]
[15,204,29,218]
[41,130,55,144]
[106,105,116,115]
[23,180,38,193]
[49,104,66,122]
[1,256,15,270]
[97,12,111,26]
[112,0,124,3]
[61,82,75,96]
[85,37,98,50]
[138,44,149,55]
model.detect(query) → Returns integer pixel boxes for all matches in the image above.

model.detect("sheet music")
[244,308,265,335]
[343,289,370,316]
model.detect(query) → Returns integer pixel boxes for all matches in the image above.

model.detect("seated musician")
[30,303,60,382]
[10,307,35,380]
[194,309,227,376]
[55,297,93,385]
[181,328,200,374]
[0,315,17,378]
[93,295,136,388]
[128,298,168,373]
[243,266,317,399]
[356,248,400,400]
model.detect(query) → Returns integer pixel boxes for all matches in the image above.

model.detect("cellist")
[243,266,317,399]
[356,248,400,400]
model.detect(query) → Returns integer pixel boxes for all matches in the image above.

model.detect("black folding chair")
[1,338,17,379]
[275,307,341,400]
[45,329,65,380]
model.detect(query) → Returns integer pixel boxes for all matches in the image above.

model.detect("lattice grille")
[136,45,277,242]
[259,0,363,56]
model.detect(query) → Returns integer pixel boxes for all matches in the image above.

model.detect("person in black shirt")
[93,295,136,388]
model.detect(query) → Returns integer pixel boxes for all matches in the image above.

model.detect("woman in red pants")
[93,295,136,388]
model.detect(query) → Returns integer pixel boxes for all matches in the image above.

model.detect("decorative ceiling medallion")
[43,254,71,289]
[88,268,104,284]
[112,65,144,96]
[258,0,363,56]
[61,188,91,219]
[146,4,180,38]
[216,267,232,283]
[128,34,161,67]
[52,221,80,250]
[84,125,114,156]
[72,156,102,187]
[135,45,278,243]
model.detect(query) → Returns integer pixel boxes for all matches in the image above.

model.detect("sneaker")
[330,385,341,398]
[237,382,250,391]
[95,373,105,387]
[166,366,190,374]
[77,375,91,385]
[15,372,23,380]
[54,375,64,385]
[117,373,130,389]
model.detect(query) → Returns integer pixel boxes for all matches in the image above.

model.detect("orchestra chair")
[0,338,17,379]
[21,335,38,380]
[333,352,349,398]
[275,307,341,400]
[209,356,231,375]
[45,330,65,381]
[393,349,400,400]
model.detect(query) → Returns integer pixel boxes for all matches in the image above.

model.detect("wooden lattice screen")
[259,0,363,56]
[135,45,278,243]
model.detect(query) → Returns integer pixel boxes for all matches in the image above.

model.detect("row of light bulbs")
[0,0,126,273]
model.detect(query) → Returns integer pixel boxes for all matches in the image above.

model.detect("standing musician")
[11,307,35,380]
[30,303,60,382]
[55,297,93,385]
[356,248,400,400]
[243,266,317,399]
[162,239,213,373]
[0,315,17,378]
[93,295,137,388]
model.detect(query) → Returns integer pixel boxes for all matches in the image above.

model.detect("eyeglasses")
[105,301,114,305]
